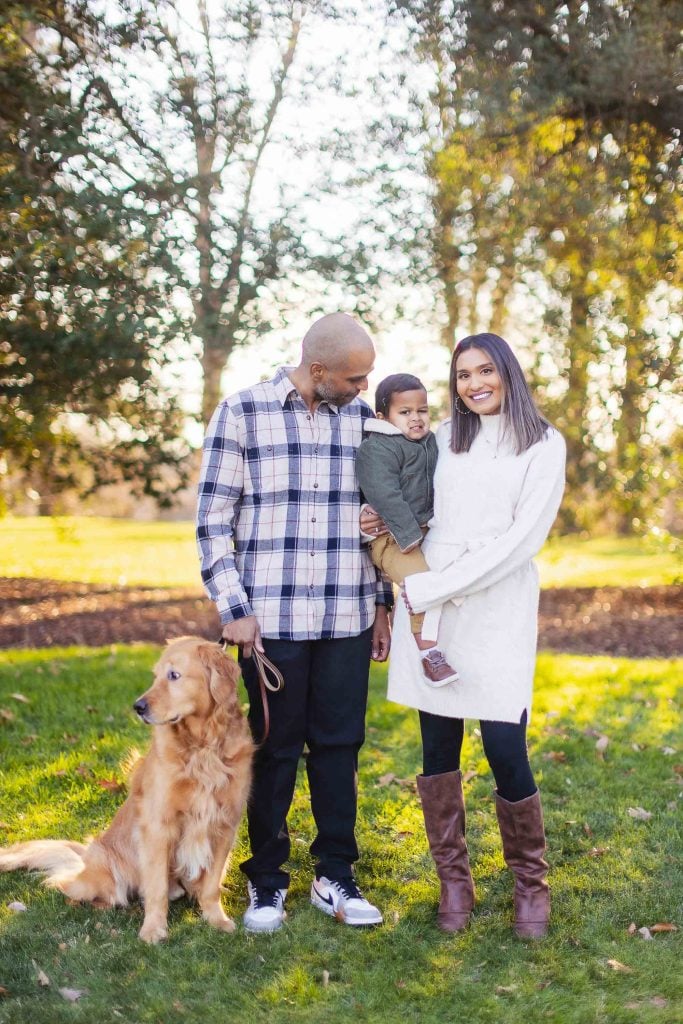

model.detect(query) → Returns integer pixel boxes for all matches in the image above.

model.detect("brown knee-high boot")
[416,770,475,932]
[495,789,550,939]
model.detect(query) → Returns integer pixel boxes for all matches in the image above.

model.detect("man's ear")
[197,643,240,706]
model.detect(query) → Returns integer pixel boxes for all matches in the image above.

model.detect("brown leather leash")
[218,639,284,743]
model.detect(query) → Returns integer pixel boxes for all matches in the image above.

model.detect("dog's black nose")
[133,698,148,717]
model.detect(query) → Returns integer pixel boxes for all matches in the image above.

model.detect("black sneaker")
[243,882,287,933]
[310,876,383,926]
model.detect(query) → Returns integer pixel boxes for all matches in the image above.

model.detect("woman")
[388,333,566,938]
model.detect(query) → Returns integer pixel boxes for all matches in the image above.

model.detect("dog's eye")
[167,669,181,681]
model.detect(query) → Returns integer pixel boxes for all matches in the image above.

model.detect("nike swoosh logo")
[313,885,334,906]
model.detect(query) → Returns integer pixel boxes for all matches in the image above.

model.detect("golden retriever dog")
[0,636,254,943]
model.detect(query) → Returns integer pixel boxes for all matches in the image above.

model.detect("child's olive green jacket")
[356,420,438,553]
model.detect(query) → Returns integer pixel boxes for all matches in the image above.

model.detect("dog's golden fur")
[0,636,254,943]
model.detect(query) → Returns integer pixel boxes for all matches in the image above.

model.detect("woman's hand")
[360,504,389,538]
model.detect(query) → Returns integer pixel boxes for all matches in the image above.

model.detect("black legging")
[419,709,536,803]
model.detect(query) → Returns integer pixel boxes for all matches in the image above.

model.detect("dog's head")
[133,636,241,726]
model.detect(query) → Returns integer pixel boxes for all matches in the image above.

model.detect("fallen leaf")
[650,923,678,933]
[607,959,633,973]
[377,772,396,786]
[54,769,67,778]
[0,709,16,722]
[588,846,609,858]
[97,778,125,793]
[542,750,567,762]
[20,735,38,746]
[7,901,27,913]
[58,988,86,1002]
[595,735,609,755]
[10,693,30,704]
[583,823,593,836]
[462,770,477,783]
[627,806,652,821]
[661,747,676,755]
[638,927,653,940]
[321,970,329,988]
[496,985,518,994]
[33,962,50,987]
[0,822,11,830]
[58,943,67,951]
[396,831,413,839]
[75,764,92,778]
[391,910,400,925]
[627,922,637,935]
[397,777,416,789]
[650,997,668,1007]
[672,764,683,776]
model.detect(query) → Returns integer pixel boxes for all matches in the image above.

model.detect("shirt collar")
[271,366,339,414]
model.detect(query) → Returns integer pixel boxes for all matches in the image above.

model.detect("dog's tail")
[0,840,87,880]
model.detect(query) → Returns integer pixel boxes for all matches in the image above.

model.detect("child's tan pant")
[370,531,441,642]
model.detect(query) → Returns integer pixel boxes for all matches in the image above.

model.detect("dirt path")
[0,578,680,658]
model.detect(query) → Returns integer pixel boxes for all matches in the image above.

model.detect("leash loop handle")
[217,637,284,743]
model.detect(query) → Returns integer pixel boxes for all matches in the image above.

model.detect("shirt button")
[306,415,312,421]
[310,551,315,557]
[313,482,319,489]
[311,517,316,522]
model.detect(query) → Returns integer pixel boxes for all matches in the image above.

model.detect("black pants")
[239,628,373,889]
[419,709,536,803]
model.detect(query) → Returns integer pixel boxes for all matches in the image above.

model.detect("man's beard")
[314,381,356,406]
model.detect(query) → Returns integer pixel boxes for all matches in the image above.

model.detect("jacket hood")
[363,419,404,436]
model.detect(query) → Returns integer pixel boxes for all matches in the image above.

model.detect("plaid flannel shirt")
[197,366,392,640]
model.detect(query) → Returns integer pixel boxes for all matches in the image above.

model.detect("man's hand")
[221,615,263,659]
[360,504,389,538]
[371,604,391,662]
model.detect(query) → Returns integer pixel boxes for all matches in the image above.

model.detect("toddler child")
[356,373,458,687]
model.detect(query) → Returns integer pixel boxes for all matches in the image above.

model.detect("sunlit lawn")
[0,647,681,1024]
[0,516,680,589]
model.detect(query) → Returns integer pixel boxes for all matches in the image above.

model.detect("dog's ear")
[197,643,240,706]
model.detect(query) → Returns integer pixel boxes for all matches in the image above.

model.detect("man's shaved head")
[301,313,374,369]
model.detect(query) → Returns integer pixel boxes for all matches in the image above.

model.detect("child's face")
[382,388,430,440]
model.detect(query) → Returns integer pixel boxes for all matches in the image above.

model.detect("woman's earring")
[454,395,471,416]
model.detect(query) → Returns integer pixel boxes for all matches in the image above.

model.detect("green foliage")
[392,0,682,535]
[0,2,192,510]
[0,646,681,1022]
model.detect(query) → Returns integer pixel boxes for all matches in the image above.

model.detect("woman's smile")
[455,347,504,414]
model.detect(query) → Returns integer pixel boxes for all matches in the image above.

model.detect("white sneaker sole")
[243,911,287,934]
[310,890,383,927]
[423,671,460,687]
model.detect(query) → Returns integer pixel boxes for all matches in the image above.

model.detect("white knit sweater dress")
[386,414,566,723]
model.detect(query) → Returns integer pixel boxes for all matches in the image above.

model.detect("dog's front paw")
[139,919,168,944]
[203,908,236,933]
[216,915,236,933]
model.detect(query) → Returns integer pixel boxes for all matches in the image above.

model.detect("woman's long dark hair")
[449,333,551,454]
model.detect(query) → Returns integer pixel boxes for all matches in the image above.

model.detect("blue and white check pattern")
[197,367,392,639]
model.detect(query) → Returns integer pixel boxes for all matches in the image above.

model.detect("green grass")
[0,648,681,1024]
[0,516,681,589]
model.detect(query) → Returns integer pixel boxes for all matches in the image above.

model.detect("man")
[197,312,392,933]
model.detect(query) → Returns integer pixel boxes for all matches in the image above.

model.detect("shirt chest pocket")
[247,445,291,497]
